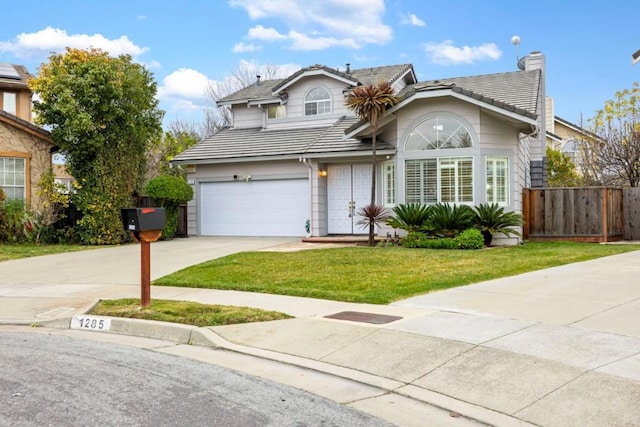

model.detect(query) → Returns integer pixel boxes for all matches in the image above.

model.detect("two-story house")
[172,52,547,244]
[0,63,53,208]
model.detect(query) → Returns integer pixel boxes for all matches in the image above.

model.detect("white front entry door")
[327,164,372,234]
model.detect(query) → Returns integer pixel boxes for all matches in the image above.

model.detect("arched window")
[304,87,331,116]
[405,116,472,151]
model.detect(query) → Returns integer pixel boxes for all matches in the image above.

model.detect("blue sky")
[1,0,638,128]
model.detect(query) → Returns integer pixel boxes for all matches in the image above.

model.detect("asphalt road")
[0,332,391,427]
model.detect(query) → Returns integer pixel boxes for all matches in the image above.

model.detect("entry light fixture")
[318,169,328,177]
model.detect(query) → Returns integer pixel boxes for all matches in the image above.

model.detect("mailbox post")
[121,208,166,308]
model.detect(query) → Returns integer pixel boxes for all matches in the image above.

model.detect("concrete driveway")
[0,237,298,323]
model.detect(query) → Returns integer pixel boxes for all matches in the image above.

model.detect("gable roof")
[0,110,52,143]
[218,63,415,106]
[399,69,541,119]
[172,116,393,164]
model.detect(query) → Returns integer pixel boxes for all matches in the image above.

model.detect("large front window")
[304,87,331,116]
[0,157,26,200]
[406,157,473,204]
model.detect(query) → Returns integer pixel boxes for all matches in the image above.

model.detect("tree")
[146,120,201,180]
[546,147,582,187]
[145,175,193,239]
[29,48,163,244]
[345,81,399,246]
[582,82,640,187]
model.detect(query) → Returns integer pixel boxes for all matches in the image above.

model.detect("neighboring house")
[545,97,593,173]
[0,63,54,208]
[172,52,547,244]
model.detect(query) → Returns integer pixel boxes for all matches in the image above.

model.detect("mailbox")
[121,208,165,232]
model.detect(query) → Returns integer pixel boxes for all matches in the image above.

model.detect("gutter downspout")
[300,155,313,237]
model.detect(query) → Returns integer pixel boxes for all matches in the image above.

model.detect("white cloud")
[400,13,426,27]
[230,0,392,51]
[232,42,261,53]
[158,68,212,100]
[0,26,148,58]
[424,40,502,65]
[247,25,287,41]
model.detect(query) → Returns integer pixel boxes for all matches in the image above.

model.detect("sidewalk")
[1,239,640,426]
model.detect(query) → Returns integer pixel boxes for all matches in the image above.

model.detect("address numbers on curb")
[71,315,111,332]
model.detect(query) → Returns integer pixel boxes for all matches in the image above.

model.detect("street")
[0,331,391,427]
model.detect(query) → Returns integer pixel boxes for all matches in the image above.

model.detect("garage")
[199,179,310,237]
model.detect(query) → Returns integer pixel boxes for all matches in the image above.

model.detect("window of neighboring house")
[561,139,580,165]
[0,157,26,200]
[2,92,17,115]
[382,160,395,206]
[267,105,286,119]
[406,157,473,204]
[486,156,509,205]
[304,87,331,116]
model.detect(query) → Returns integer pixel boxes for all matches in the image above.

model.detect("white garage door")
[200,179,310,237]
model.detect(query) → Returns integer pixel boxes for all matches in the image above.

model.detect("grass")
[0,243,94,262]
[153,241,640,304]
[90,298,292,327]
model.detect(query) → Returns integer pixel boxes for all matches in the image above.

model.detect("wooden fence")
[522,187,625,242]
[624,187,640,240]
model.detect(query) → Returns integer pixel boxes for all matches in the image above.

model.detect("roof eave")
[273,69,358,93]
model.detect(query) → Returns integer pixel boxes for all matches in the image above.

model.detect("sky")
[1,0,638,129]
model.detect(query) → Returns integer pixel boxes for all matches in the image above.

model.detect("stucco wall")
[0,120,52,209]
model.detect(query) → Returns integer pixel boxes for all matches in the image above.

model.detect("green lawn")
[154,242,640,304]
[90,299,291,327]
[0,244,94,262]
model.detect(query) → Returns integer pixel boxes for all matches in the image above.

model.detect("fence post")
[522,188,530,240]
[601,187,608,243]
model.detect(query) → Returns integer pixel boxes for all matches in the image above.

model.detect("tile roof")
[218,64,414,105]
[398,69,541,119]
[172,116,390,163]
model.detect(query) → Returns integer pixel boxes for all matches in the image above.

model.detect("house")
[545,97,593,173]
[172,52,547,244]
[0,63,54,208]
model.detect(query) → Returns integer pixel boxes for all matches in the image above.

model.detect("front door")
[327,164,371,234]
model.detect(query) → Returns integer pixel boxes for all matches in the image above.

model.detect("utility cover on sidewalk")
[324,311,402,325]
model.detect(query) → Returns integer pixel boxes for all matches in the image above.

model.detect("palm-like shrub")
[356,203,391,236]
[425,203,474,237]
[386,203,431,232]
[472,203,523,246]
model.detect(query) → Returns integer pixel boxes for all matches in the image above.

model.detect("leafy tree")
[145,175,193,239]
[345,81,399,246]
[29,48,163,244]
[583,82,640,187]
[146,121,200,180]
[546,147,582,187]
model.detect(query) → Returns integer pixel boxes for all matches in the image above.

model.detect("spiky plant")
[425,203,474,238]
[346,82,399,246]
[472,203,523,246]
[386,203,432,232]
[356,203,391,242]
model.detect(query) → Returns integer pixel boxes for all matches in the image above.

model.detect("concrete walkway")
[1,238,640,426]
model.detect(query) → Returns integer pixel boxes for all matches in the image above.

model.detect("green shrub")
[455,228,484,250]
[386,203,431,232]
[145,175,193,239]
[472,203,522,246]
[425,203,474,237]
[401,232,458,249]
[0,199,27,243]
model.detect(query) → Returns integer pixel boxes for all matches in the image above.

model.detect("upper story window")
[304,87,331,116]
[405,116,472,151]
[267,105,286,119]
[1,92,17,115]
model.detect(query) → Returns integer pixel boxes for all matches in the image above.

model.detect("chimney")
[345,63,351,74]
[522,51,547,187]
[256,75,261,86]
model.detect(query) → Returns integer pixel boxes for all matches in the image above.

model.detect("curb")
[26,315,533,427]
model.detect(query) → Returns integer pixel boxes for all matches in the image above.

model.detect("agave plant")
[356,203,391,246]
[386,203,432,232]
[472,203,523,246]
[425,203,474,238]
